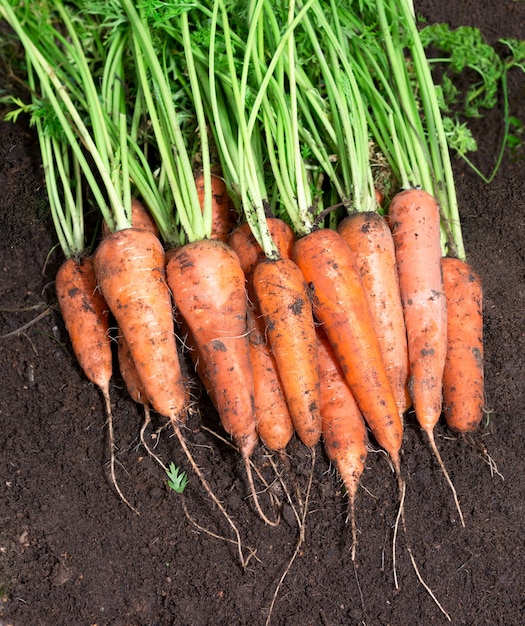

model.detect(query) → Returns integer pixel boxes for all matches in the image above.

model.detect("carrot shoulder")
[93,227,187,423]
[227,217,295,276]
[442,256,484,433]
[293,228,403,474]
[102,198,159,239]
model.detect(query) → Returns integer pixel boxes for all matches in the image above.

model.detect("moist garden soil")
[1,2,524,625]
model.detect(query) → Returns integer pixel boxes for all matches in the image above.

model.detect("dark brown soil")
[1,2,524,625]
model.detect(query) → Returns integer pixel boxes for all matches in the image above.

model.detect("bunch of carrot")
[0,0,485,567]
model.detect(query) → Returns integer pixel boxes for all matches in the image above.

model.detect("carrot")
[94,227,187,423]
[55,256,112,400]
[102,198,160,239]
[442,256,484,433]
[388,189,446,434]
[252,257,322,449]
[117,331,149,406]
[166,238,283,526]
[56,254,141,512]
[338,211,410,418]
[166,239,257,457]
[203,199,295,448]
[316,326,368,560]
[195,171,238,242]
[227,217,295,276]
[227,217,297,452]
[247,307,295,452]
[388,188,465,525]
[293,228,403,476]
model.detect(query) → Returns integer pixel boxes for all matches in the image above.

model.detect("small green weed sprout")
[166,462,188,493]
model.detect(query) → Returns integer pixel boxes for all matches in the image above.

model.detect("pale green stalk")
[121,0,208,243]
[0,0,130,232]
[400,0,465,259]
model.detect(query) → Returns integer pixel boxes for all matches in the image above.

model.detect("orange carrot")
[338,212,410,417]
[227,217,296,451]
[195,171,238,242]
[117,331,149,406]
[175,310,219,412]
[227,217,295,276]
[247,306,295,452]
[55,256,113,398]
[317,326,368,560]
[442,256,484,433]
[56,254,141,512]
[94,227,187,423]
[165,239,283,525]
[102,198,159,239]
[165,239,258,459]
[292,228,403,475]
[375,187,385,207]
[252,257,322,448]
[388,189,446,436]
[388,189,464,524]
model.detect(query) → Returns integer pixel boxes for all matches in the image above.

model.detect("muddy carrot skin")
[442,256,484,433]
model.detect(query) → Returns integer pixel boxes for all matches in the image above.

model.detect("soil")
[1,2,524,625]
